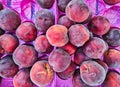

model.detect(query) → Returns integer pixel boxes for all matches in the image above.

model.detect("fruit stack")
[0,0,120,87]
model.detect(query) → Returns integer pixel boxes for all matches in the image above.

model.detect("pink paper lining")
[0,0,120,87]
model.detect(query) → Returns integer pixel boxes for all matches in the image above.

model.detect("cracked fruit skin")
[30,60,54,87]
[80,60,107,86]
